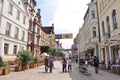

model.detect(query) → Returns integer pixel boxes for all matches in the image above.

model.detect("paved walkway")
[0,61,72,80]
[0,61,120,80]
[73,63,120,80]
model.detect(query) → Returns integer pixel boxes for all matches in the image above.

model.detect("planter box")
[30,64,34,68]
[3,67,10,75]
[34,63,38,67]
[0,68,3,76]
[22,64,30,70]
[15,66,22,72]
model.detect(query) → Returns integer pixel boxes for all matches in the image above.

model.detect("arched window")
[102,21,105,36]
[112,9,117,29]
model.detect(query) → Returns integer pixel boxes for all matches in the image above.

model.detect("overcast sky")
[36,0,91,49]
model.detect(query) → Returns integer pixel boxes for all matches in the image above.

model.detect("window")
[37,27,40,34]
[36,37,39,44]
[106,16,111,38]
[8,3,13,15]
[23,15,26,24]
[6,22,11,36]
[16,10,20,20]
[106,16,110,32]
[22,30,25,41]
[13,45,17,54]
[4,43,9,54]
[28,33,32,42]
[112,9,117,29]
[102,21,105,36]
[92,27,96,37]
[91,11,96,19]
[15,27,19,39]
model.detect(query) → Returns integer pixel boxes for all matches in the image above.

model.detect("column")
[108,45,112,64]
[105,46,108,69]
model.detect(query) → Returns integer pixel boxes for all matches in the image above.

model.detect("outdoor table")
[111,65,120,73]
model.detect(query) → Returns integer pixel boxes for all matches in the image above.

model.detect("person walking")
[44,56,49,72]
[67,58,72,72]
[62,58,67,72]
[48,56,54,73]
[94,56,99,73]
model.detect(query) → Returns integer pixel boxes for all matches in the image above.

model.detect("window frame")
[6,22,11,36]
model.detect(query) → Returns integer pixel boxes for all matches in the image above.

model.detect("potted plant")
[29,58,35,68]
[17,50,32,70]
[14,59,22,71]
[33,57,38,67]
[2,61,10,75]
[0,57,3,75]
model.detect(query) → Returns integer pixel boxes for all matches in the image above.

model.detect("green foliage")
[0,57,9,68]
[38,58,44,63]
[17,50,33,66]
[40,46,50,53]
[0,57,3,67]
[34,57,39,63]
[2,61,8,68]
[29,58,35,64]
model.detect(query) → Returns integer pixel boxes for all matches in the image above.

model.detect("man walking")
[44,56,49,72]
[94,56,99,73]
[67,58,72,72]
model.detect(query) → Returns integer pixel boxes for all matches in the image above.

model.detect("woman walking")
[48,57,54,73]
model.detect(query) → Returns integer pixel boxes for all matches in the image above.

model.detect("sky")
[36,0,91,49]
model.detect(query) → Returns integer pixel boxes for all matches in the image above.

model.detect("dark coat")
[94,57,99,67]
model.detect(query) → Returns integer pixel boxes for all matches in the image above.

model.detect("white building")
[76,0,99,61]
[0,0,29,61]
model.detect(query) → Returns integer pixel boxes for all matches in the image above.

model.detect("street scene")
[0,0,120,80]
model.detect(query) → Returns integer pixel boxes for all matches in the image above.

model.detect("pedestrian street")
[0,61,120,80]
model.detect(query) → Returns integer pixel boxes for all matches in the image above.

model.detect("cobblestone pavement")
[0,61,120,80]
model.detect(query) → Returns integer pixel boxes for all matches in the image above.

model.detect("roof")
[42,26,54,34]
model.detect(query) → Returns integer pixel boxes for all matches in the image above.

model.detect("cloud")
[41,0,91,49]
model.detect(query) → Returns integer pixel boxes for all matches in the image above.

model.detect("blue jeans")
[45,65,48,72]
[95,67,99,73]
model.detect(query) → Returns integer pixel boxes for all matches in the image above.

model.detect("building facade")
[0,0,29,61]
[97,0,120,69]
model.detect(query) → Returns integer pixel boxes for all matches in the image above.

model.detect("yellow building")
[97,0,120,69]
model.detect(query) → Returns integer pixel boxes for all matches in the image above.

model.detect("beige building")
[97,0,120,69]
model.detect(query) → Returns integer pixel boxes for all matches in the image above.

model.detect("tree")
[40,46,50,53]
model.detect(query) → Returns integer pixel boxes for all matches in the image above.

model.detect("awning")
[40,53,49,57]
